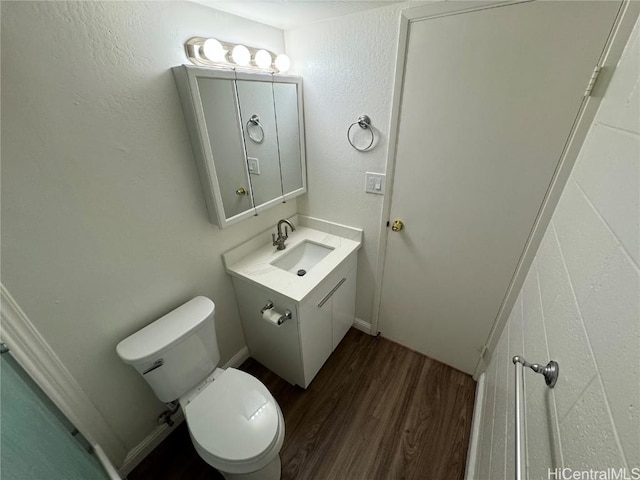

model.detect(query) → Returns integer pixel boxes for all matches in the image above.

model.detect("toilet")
[116,296,285,480]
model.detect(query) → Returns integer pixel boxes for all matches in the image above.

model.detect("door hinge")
[583,65,601,97]
[480,345,488,360]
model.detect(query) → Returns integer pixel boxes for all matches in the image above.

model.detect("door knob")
[236,187,247,196]
[391,220,404,232]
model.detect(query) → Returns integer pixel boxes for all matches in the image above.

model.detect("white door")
[379,1,621,374]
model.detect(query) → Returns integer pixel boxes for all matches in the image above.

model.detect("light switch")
[248,157,260,175]
[365,172,385,195]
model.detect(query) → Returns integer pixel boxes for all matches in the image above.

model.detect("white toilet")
[116,296,285,480]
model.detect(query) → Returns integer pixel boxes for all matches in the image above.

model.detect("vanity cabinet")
[232,253,357,388]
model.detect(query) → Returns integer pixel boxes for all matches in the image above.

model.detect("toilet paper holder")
[260,300,292,325]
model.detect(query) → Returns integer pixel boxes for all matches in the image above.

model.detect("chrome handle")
[317,278,347,308]
[143,359,164,375]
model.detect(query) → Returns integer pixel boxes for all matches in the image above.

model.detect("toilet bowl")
[116,297,284,480]
[181,368,285,479]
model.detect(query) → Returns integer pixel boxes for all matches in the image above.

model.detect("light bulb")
[274,54,291,73]
[201,38,225,62]
[231,45,251,66]
[254,49,273,69]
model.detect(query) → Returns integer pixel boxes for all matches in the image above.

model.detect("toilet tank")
[116,296,220,403]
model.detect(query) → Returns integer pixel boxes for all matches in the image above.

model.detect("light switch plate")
[365,172,386,195]
[248,157,260,175]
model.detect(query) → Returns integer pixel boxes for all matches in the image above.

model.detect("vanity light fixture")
[184,37,290,73]
[274,53,291,73]
[231,44,251,66]
[201,38,225,62]
[254,49,273,69]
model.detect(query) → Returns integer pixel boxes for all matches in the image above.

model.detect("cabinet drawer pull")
[317,277,347,308]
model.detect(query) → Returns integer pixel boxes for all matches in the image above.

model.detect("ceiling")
[192,1,404,30]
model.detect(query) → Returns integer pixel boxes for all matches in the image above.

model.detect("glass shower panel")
[0,353,108,480]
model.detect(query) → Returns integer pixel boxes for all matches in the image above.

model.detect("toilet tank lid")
[116,297,215,364]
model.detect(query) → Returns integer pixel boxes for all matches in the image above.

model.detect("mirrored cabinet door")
[172,66,307,228]
[196,77,254,219]
[273,82,304,198]
[236,79,282,209]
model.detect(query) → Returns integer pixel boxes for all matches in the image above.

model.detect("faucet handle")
[272,233,277,246]
[284,226,289,239]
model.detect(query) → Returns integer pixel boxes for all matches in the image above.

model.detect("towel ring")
[347,115,375,152]
[246,114,264,143]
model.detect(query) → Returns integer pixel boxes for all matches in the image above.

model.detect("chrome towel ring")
[347,114,375,152]
[246,114,264,143]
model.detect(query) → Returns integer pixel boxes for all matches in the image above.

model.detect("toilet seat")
[182,368,285,474]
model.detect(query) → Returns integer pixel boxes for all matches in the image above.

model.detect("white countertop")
[223,217,362,302]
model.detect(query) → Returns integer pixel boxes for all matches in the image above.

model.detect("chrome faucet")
[272,219,296,250]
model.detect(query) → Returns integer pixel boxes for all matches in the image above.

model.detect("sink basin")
[271,240,334,275]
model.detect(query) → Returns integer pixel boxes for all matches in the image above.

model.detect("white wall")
[285,3,417,324]
[476,18,639,479]
[1,0,295,465]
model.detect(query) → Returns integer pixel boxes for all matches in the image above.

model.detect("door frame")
[0,284,127,468]
[370,0,639,379]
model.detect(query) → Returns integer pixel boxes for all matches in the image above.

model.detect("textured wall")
[1,1,294,463]
[476,18,639,479]
[285,3,412,324]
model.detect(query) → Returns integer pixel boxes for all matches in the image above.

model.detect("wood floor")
[128,329,476,480]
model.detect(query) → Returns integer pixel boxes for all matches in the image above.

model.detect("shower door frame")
[0,284,126,473]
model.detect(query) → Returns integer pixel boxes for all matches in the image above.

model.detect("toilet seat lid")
[184,368,280,463]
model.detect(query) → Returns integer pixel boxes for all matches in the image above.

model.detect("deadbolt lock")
[391,220,404,232]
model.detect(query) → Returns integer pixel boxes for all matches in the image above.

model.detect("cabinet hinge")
[583,65,601,97]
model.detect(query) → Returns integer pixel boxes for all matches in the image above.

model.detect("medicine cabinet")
[172,66,306,227]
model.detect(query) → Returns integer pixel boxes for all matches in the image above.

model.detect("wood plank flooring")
[128,329,476,480]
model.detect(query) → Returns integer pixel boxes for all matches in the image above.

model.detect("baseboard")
[353,317,372,335]
[118,345,249,477]
[224,345,250,368]
[118,410,185,477]
[464,373,485,480]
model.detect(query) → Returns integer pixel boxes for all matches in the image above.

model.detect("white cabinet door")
[331,268,356,350]
[298,281,333,388]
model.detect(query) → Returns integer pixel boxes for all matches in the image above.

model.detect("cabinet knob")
[236,187,247,196]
